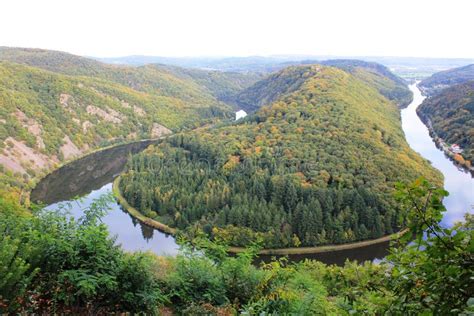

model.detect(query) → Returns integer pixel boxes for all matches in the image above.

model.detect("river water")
[31,84,473,263]
[31,140,181,255]
[402,84,473,226]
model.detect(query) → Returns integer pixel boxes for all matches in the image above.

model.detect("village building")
[449,144,463,154]
[235,109,248,120]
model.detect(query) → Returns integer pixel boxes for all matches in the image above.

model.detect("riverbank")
[417,115,474,176]
[112,176,176,235]
[113,175,409,255]
[229,229,409,255]
[28,137,167,206]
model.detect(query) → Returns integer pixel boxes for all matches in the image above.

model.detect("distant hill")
[97,54,474,77]
[97,55,307,72]
[119,65,441,248]
[417,80,474,167]
[419,64,474,96]
[320,60,413,107]
[232,60,412,112]
[227,65,318,112]
[149,64,262,102]
[0,47,106,75]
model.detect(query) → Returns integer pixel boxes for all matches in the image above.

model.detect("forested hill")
[119,65,441,248]
[417,80,474,166]
[149,64,262,103]
[0,47,260,104]
[228,65,319,112]
[0,47,105,76]
[419,64,474,96]
[0,60,231,189]
[320,59,413,107]
[233,60,412,112]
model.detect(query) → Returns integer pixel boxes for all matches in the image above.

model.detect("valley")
[29,83,472,264]
[2,0,474,312]
[2,48,473,314]
[18,51,472,255]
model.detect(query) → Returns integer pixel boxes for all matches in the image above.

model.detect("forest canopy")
[119,65,442,248]
[232,59,413,112]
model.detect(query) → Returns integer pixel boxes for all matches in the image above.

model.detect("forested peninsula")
[118,65,441,248]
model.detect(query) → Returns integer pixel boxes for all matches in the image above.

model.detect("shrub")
[0,194,165,314]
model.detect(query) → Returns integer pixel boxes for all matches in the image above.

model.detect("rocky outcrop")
[0,137,56,175]
[151,123,172,138]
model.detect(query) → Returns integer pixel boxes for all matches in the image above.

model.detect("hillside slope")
[419,64,474,96]
[150,64,262,102]
[0,61,231,187]
[0,46,106,75]
[320,59,413,107]
[233,60,411,112]
[229,65,318,112]
[119,65,441,248]
[0,47,259,104]
[417,80,474,167]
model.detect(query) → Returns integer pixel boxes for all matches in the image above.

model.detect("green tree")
[389,178,474,314]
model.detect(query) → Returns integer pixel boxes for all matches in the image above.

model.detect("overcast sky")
[1,0,473,58]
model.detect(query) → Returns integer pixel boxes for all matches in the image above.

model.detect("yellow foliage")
[222,155,240,173]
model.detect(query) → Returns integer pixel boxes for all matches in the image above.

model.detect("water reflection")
[44,183,180,255]
[32,140,156,205]
[31,140,180,256]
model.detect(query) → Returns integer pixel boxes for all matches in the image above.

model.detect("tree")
[389,178,474,315]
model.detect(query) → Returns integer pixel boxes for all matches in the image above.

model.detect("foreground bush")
[389,179,474,315]
[0,195,165,314]
[1,179,472,314]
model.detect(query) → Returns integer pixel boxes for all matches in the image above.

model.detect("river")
[402,84,473,227]
[31,84,473,264]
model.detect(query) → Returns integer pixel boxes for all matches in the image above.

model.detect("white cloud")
[0,0,473,58]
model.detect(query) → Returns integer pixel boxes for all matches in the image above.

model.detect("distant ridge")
[96,53,474,76]
[232,60,412,112]
[419,64,474,96]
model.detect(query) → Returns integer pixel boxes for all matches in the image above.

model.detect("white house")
[450,144,463,154]
[235,110,247,121]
